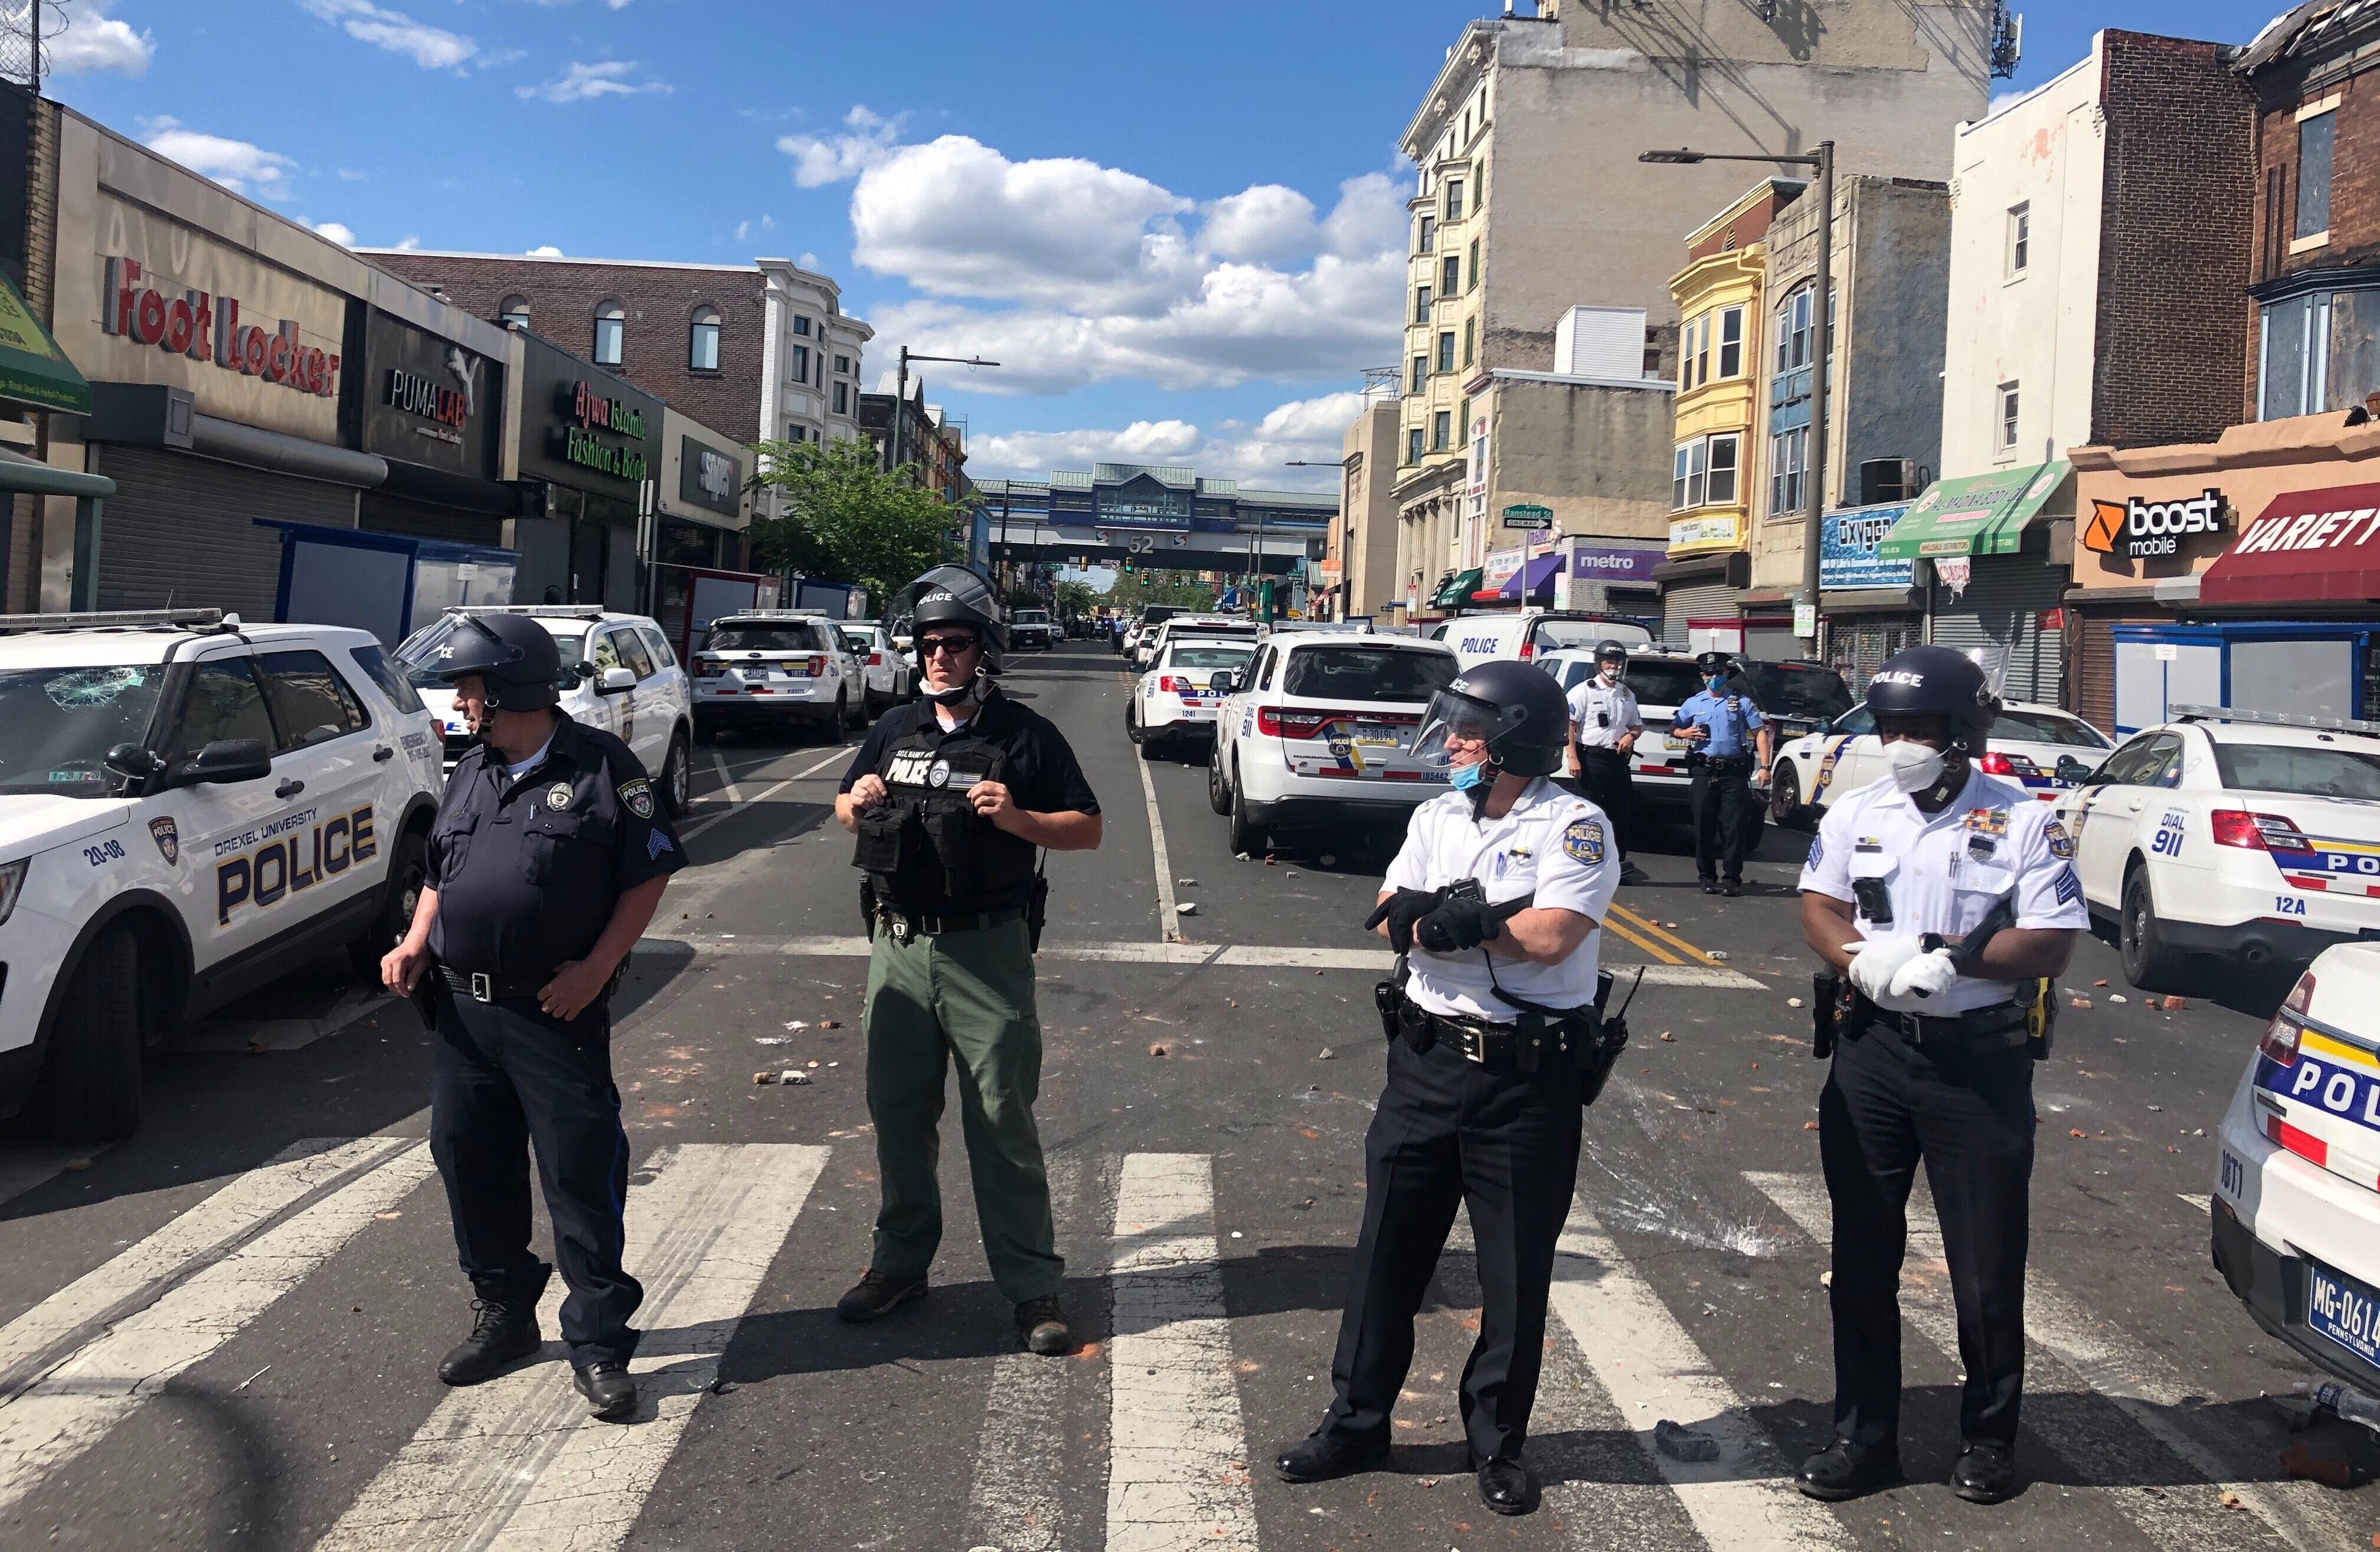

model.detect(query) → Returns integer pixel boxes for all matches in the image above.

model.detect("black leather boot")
[574,1360,638,1422]
[437,1270,547,1385]
[1795,1438,1902,1502]
[1274,1432,1389,1483]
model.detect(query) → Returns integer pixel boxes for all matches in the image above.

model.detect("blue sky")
[37,0,2284,489]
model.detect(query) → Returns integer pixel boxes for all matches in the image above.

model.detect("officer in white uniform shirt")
[1275,661,1627,1520]
[1564,639,1647,885]
[1793,646,2086,1508]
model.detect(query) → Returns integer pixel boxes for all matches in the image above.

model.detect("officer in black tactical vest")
[833,567,1103,1354]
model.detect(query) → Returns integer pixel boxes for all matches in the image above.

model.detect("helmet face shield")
[1412,686,1529,770]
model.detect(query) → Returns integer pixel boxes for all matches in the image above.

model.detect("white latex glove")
[1888,947,1962,1000]
[1843,938,1921,1000]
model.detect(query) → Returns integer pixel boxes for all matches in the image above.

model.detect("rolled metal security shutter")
[1929,555,2065,705]
[1662,578,1737,644]
[90,444,357,620]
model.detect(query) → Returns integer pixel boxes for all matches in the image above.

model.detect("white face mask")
[1884,739,1948,794]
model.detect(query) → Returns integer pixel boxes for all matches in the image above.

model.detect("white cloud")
[138,117,298,201]
[797,250,818,270]
[296,0,476,71]
[527,244,563,257]
[33,0,152,76]
[1198,185,1316,266]
[516,60,670,103]
[312,221,357,246]
[393,234,421,251]
[777,106,903,189]
[968,391,1365,489]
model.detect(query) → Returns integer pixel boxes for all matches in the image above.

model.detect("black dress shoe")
[1620,862,1649,886]
[437,1273,546,1386]
[1015,1294,1073,1355]
[1951,1442,2018,1504]
[1699,880,1721,895]
[1274,1432,1389,1483]
[1721,882,1742,898]
[836,1269,928,1322]
[1474,1455,1537,1516]
[573,1360,637,1421]
[1796,1439,1902,1501]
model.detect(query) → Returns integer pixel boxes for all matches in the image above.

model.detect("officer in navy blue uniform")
[382,611,684,1423]
[1672,650,1773,896]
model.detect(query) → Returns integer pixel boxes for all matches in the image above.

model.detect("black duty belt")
[437,964,555,1003]
[1689,753,1753,771]
[1408,1000,1581,1071]
[875,905,1026,942]
[1862,1000,2030,1052]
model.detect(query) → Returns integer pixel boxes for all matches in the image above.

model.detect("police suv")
[397,606,696,810]
[1780,698,2110,824]
[1129,631,1258,761]
[2214,944,2380,1399]
[0,608,444,1140]
[1429,610,1651,670]
[2048,706,2380,992]
[683,609,864,742]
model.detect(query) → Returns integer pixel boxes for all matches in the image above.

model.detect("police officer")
[1277,660,1624,1518]
[1794,645,2086,1504]
[1564,639,1647,886]
[834,566,1103,1355]
[1673,650,1773,896]
[381,611,685,1422]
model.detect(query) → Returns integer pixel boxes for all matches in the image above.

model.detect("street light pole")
[1641,140,1835,649]
[1285,455,1356,621]
[890,345,1000,484]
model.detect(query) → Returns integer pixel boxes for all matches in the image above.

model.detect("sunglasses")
[919,635,980,657]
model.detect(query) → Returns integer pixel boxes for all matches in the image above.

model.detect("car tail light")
[2269,1114,2330,1167]
[1258,706,1328,739]
[1519,640,1535,660]
[1977,752,2013,775]
[806,654,828,677]
[2212,810,2310,852]
[1158,676,1189,693]
[2263,973,2316,1066]
[869,651,883,666]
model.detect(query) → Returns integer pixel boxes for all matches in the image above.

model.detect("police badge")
[619,777,656,820]
[148,816,179,865]
[546,782,573,811]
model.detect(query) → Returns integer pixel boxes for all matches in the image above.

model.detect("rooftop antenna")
[1990,4,2023,79]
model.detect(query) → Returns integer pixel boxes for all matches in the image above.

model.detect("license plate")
[2307,1258,2380,1368]
[1182,706,1212,719]
[1352,722,1408,746]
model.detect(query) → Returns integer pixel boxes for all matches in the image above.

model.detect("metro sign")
[102,257,339,398]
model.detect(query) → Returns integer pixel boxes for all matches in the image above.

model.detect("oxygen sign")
[2084,487,2227,559]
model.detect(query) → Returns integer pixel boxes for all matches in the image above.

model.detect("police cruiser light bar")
[444,604,604,621]
[712,610,831,622]
[2170,704,2380,739]
[0,607,230,635]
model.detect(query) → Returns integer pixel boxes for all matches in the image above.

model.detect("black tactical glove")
[1362,887,1445,955]
[1415,895,1496,954]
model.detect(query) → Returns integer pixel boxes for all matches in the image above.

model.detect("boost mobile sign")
[2084,487,2227,559]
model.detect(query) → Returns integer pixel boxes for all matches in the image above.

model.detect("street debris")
[819,1020,841,1030]
[2269,1391,2320,1431]
[2280,1442,2356,1488]
[2108,994,2129,1004]
[2162,996,2188,1010]
[2070,1129,2087,1139]
[1786,997,1804,1010]
[2220,1490,2246,1510]
[1176,902,1198,916]
[2095,979,2109,987]
[1149,1043,1169,1057]
[783,1020,809,1030]
[1653,1420,1720,1462]
[1805,1121,1819,1130]
[1177,877,1196,886]
[753,1070,813,1086]
[1659,1030,1675,1042]
[1820,1270,1833,1289]
[1707,950,1728,962]
[754,1036,789,1046]
[1317,1047,1335,1060]
[2070,997,2092,1009]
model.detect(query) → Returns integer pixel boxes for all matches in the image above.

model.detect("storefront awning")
[2201,480,2380,604]
[1878,461,2069,561]
[1498,552,1564,601]
[1431,568,1482,607]
[0,270,89,415]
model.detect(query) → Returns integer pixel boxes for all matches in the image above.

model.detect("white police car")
[397,606,696,810]
[0,608,445,1140]
[2214,944,2380,1397]
[1128,634,1258,761]
[1779,699,2111,824]
[1208,634,1460,854]
[1427,610,1651,671]
[835,621,915,715]
[2048,706,2380,992]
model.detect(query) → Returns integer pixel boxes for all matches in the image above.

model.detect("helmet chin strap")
[1915,751,1970,811]
[1466,756,1505,818]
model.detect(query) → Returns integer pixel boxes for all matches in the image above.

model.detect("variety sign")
[2084,487,2228,559]
[102,256,338,397]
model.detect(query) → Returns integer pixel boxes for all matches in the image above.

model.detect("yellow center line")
[1607,903,1713,962]
[1600,915,1683,965]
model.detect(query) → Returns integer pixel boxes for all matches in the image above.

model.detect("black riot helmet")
[900,565,1009,674]
[1595,639,1630,669]
[1864,644,1999,755]
[437,611,563,713]
[1412,659,1572,780]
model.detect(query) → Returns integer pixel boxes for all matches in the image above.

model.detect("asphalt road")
[0,637,2372,1552]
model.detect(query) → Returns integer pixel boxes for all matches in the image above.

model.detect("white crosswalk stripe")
[1107,1152,1259,1552]
[1548,1195,1855,1551]
[1744,1171,2328,1552]
[313,1141,826,1552]
[0,1135,435,1515]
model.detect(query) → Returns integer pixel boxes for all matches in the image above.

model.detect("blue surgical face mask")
[1705,674,1727,692]
[1448,759,1489,791]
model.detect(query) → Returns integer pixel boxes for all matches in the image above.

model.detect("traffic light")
[1122,554,1136,574]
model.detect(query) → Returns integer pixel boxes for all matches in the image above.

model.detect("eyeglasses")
[919,635,980,657]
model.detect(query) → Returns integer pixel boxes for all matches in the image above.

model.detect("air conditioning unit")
[1860,458,1931,507]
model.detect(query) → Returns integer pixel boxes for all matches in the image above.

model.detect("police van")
[0,609,444,1140]
[1430,610,1652,670]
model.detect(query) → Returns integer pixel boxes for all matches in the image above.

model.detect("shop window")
[689,306,721,371]
[593,302,624,366]
[498,296,530,330]
[2299,109,2336,240]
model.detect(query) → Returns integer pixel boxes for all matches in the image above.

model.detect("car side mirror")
[104,741,164,781]
[596,667,636,694]
[1210,669,1240,695]
[2057,755,2097,784]
[165,738,272,788]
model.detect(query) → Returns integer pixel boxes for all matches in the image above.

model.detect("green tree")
[1107,571,1218,613]
[1052,579,1098,619]
[745,438,966,601]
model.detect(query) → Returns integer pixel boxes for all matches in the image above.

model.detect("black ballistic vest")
[852,713,1038,912]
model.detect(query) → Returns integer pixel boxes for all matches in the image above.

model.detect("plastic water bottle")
[2299,1380,2380,1432]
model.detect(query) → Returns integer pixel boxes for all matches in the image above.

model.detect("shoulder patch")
[1562,815,1606,866]
[1805,834,1824,870]
[2054,865,2082,905]
[2044,818,2075,859]
[619,776,655,820]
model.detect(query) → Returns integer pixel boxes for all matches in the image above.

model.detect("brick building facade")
[365,250,766,444]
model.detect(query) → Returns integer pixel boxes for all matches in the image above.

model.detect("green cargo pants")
[863,918,1062,1302]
